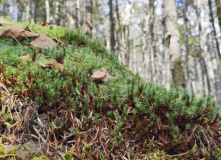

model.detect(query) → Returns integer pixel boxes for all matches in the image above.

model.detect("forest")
[0,0,221,159]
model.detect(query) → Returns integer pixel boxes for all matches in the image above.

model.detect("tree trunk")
[45,0,50,23]
[9,0,14,20]
[109,0,115,54]
[196,0,211,95]
[183,0,192,93]
[215,0,221,30]
[163,0,185,89]
[207,0,221,109]
[148,0,156,82]
[67,0,80,30]
[84,0,93,37]
[114,0,121,58]
[208,0,221,60]
[25,0,30,22]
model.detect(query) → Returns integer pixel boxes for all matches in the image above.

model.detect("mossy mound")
[0,21,221,159]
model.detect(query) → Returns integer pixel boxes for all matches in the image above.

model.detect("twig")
[10,34,22,47]
[33,126,47,143]
[0,82,9,94]
[0,154,16,158]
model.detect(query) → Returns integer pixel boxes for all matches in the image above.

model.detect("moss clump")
[0,21,220,159]
[32,157,49,160]
[0,146,6,155]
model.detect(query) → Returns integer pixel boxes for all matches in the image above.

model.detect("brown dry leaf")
[30,33,58,49]
[49,61,64,71]
[19,54,30,62]
[41,22,51,26]
[0,26,39,40]
[39,62,50,69]
[24,26,32,32]
[91,67,118,82]
[92,68,107,79]
[0,18,7,25]
[41,22,53,30]
[53,39,64,46]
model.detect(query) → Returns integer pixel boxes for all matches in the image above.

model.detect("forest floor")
[0,18,221,160]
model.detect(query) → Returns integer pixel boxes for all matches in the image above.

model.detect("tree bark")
[163,0,185,88]
[114,0,121,58]
[183,0,192,93]
[215,0,221,30]
[25,0,30,22]
[67,0,80,30]
[9,0,14,21]
[109,0,115,54]
[208,0,221,60]
[84,0,93,37]
[45,0,50,23]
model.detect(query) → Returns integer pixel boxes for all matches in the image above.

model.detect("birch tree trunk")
[9,0,14,20]
[67,0,79,30]
[84,0,93,37]
[148,0,156,82]
[215,0,221,30]
[208,0,221,60]
[196,0,210,96]
[115,0,122,59]
[45,0,50,23]
[163,0,185,89]
[25,0,30,22]
[207,0,221,109]
[183,0,192,93]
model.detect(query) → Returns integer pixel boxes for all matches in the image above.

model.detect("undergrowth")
[0,21,220,160]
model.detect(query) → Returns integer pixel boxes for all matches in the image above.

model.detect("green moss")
[214,147,221,160]
[32,156,49,160]
[0,21,220,160]
[0,146,6,155]
[7,147,17,154]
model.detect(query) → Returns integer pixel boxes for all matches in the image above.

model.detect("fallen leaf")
[0,26,39,40]
[19,54,30,62]
[39,62,50,69]
[30,33,58,49]
[91,68,107,79]
[91,67,118,82]
[41,22,50,26]
[41,22,53,30]
[53,39,64,46]
[49,61,64,71]
[24,26,32,32]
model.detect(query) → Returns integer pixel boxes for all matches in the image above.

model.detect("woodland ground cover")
[0,20,221,159]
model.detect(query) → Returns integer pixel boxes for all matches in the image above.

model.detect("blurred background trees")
[1,0,221,109]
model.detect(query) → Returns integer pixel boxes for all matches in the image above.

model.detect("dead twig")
[33,126,47,143]
[10,34,22,47]
[0,82,9,94]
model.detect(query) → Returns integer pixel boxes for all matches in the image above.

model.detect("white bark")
[45,0,50,23]
[84,0,93,37]
[25,0,30,22]
[163,0,184,89]
[163,0,181,64]
[9,0,14,20]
